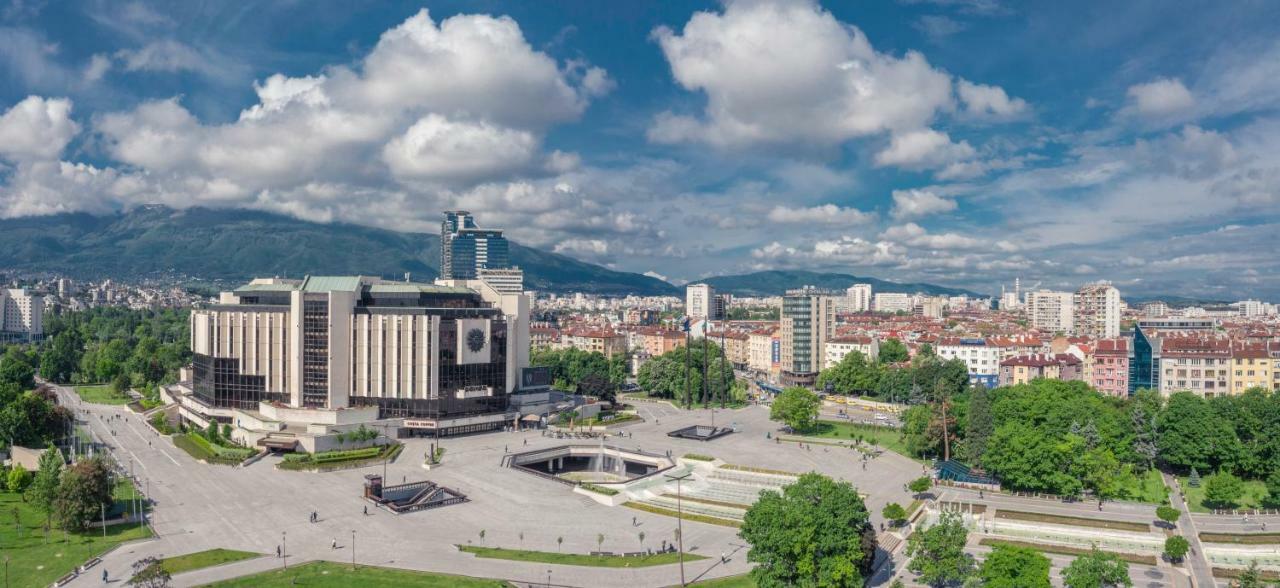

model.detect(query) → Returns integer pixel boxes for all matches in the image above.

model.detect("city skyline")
[1,0,1278,299]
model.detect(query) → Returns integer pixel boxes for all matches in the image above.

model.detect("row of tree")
[38,307,190,387]
[816,343,969,404]
[530,347,628,401]
[635,341,738,408]
[4,447,116,532]
[0,347,69,448]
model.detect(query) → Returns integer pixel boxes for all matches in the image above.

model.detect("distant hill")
[0,206,679,296]
[699,270,984,298]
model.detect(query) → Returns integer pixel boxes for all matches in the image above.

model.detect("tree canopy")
[635,341,734,407]
[1061,546,1131,588]
[905,511,974,586]
[979,544,1051,588]
[740,472,876,587]
[770,387,820,433]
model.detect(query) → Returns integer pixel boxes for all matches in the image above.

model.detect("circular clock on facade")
[466,327,486,352]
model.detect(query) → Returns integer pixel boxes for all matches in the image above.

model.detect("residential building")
[936,338,1002,388]
[915,297,945,319]
[686,283,725,320]
[1074,283,1121,339]
[440,210,514,282]
[477,267,525,294]
[184,275,531,448]
[1090,338,1130,397]
[998,353,1084,386]
[1229,343,1274,393]
[780,287,837,386]
[823,335,879,370]
[1026,290,1074,334]
[530,326,560,350]
[1159,337,1231,397]
[0,288,43,342]
[1142,301,1170,317]
[630,327,685,357]
[715,331,751,369]
[846,284,872,313]
[873,292,912,314]
[1128,317,1215,395]
[561,327,627,358]
[748,326,781,379]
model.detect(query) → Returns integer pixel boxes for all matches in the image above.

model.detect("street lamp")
[282,531,287,571]
[547,569,552,588]
[351,530,356,570]
[665,471,692,586]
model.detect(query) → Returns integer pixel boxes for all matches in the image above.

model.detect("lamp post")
[351,530,356,570]
[547,569,552,588]
[282,531,287,571]
[665,471,691,586]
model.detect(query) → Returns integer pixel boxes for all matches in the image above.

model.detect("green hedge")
[173,434,247,465]
[580,483,619,496]
[280,444,402,471]
[682,453,715,462]
[187,433,254,460]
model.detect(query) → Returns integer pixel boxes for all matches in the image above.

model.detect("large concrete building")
[780,287,837,386]
[181,275,531,450]
[846,284,872,313]
[873,292,912,314]
[1026,290,1075,334]
[0,288,43,342]
[1074,283,1121,339]
[685,283,725,321]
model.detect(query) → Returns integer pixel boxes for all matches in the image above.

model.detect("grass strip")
[457,545,706,568]
[1199,532,1280,545]
[74,384,131,405]
[668,494,749,510]
[580,483,619,496]
[979,538,1157,566]
[683,453,716,461]
[623,502,741,528]
[995,509,1150,533]
[720,464,801,477]
[161,549,260,575]
[199,560,507,587]
[1213,566,1280,580]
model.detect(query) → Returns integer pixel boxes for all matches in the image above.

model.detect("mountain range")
[0,206,987,298]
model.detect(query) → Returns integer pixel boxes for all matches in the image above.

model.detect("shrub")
[581,483,619,496]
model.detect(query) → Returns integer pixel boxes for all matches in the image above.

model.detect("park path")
[1162,471,1217,587]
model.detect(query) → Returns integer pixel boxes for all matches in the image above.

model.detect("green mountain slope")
[699,270,984,298]
[0,206,678,295]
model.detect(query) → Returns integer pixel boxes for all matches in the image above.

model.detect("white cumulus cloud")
[890,189,958,219]
[766,204,875,225]
[0,96,80,161]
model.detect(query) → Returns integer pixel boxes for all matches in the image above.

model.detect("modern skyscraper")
[779,286,837,386]
[440,211,520,291]
[846,284,872,312]
[1074,282,1121,338]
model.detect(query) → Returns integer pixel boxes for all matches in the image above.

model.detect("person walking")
[277,545,281,558]
[331,538,337,550]
[363,505,368,516]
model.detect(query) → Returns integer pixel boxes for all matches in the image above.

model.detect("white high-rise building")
[685,283,724,320]
[1026,290,1075,334]
[873,292,912,313]
[846,284,872,313]
[1237,300,1265,317]
[0,288,43,341]
[1074,283,1121,338]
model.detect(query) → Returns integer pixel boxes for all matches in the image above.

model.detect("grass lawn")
[161,548,261,575]
[458,545,707,568]
[201,560,508,587]
[1179,476,1269,513]
[1116,469,1170,504]
[808,420,916,460]
[1199,532,1280,545]
[994,509,1150,533]
[692,573,756,587]
[0,490,153,587]
[74,384,131,405]
[624,502,742,528]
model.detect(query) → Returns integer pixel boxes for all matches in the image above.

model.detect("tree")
[740,472,876,587]
[53,456,114,532]
[1077,447,1131,506]
[979,544,1051,588]
[882,503,907,527]
[963,386,994,468]
[770,387,820,433]
[1188,468,1201,488]
[1204,471,1245,509]
[112,373,132,397]
[879,338,909,364]
[127,556,172,588]
[817,351,881,395]
[222,424,233,440]
[26,445,63,519]
[6,464,31,493]
[1156,392,1241,474]
[905,510,973,587]
[0,347,36,389]
[596,533,605,552]
[1061,546,1131,588]
[39,331,82,384]
[1236,561,1263,588]
[1155,505,1181,528]
[0,393,66,448]
[1265,470,1280,508]
[908,476,933,499]
[638,531,645,548]
[1163,536,1189,563]
[205,421,219,442]
[557,536,563,551]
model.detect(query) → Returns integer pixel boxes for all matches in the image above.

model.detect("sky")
[0,0,1278,299]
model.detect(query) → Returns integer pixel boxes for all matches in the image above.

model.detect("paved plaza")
[56,389,925,587]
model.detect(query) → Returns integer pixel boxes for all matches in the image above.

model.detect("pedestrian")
[504,445,508,453]
[364,505,368,516]
[331,538,337,550]
[632,516,637,526]
[103,569,108,583]
[523,439,528,446]
[277,545,281,558]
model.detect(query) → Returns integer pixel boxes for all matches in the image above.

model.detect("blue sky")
[0,0,1278,299]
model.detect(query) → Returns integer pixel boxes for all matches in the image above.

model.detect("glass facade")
[782,295,814,373]
[192,353,285,410]
[302,294,330,408]
[1129,325,1156,395]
